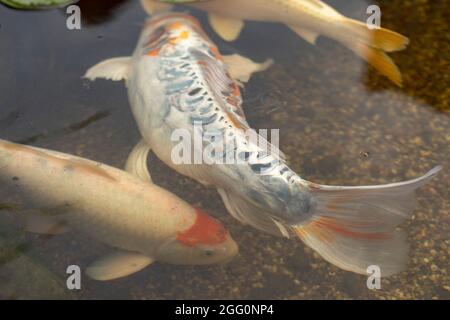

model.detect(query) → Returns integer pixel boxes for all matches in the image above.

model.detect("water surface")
[0,0,448,299]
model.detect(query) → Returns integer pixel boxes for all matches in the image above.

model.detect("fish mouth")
[144,11,201,32]
[219,238,239,264]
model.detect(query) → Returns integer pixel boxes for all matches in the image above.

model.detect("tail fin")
[293,166,441,276]
[343,40,403,86]
[338,18,409,86]
[343,19,409,52]
[289,14,408,85]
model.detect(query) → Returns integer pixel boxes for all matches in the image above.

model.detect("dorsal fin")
[191,48,249,130]
[191,49,286,160]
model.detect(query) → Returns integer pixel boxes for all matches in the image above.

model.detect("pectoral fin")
[140,0,173,15]
[289,26,319,45]
[217,188,290,238]
[86,251,154,281]
[222,54,273,85]
[84,57,132,82]
[125,140,152,183]
[208,14,244,42]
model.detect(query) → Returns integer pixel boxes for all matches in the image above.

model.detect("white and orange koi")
[85,13,440,276]
[142,0,409,86]
[0,139,238,281]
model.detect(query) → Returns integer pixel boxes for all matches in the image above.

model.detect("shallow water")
[0,0,448,299]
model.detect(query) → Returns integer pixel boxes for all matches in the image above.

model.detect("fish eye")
[204,249,214,257]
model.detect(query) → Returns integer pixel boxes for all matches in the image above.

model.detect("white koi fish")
[85,13,440,276]
[142,0,409,86]
[0,139,238,281]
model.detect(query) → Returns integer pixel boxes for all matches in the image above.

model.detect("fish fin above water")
[86,251,154,281]
[293,166,441,275]
[289,26,319,45]
[222,54,273,85]
[217,188,290,238]
[25,215,69,235]
[84,57,132,82]
[208,14,244,42]
[140,0,173,15]
[125,140,152,183]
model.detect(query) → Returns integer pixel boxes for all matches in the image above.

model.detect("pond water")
[0,0,448,299]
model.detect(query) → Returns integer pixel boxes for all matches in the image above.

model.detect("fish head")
[143,10,202,34]
[155,209,238,265]
[139,12,211,56]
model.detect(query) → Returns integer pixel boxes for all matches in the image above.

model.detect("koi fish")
[84,13,441,276]
[0,139,238,281]
[142,0,409,86]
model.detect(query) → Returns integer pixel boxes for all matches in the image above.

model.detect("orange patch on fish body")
[179,31,189,40]
[225,110,247,130]
[209,46,222,61]
[176,209,228,246]
[169,31,190,45]
[230,83,241,97]
[147,48,161,57]
[2,141,33,154]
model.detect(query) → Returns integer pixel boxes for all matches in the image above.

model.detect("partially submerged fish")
[85,12,441,276]
[142,0,409,86]
[0,139,238,281]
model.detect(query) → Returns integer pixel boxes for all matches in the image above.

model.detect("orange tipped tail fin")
[294,166,441,275]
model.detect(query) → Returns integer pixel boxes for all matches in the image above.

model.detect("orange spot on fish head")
[179,31,189,40]
[176,209,228,247]
[168,30,190,44]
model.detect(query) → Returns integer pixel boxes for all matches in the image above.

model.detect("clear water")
[0,0,448,299]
